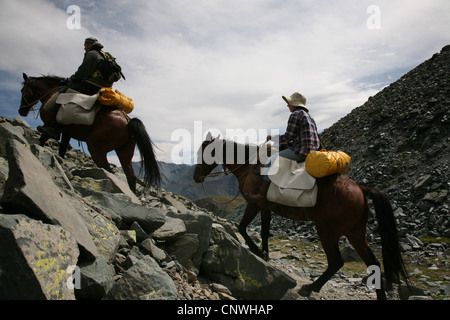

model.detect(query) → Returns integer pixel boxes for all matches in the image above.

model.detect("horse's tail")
[127,118,161,187]
[361,186,409,289]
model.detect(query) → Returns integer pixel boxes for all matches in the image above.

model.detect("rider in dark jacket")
[38,37,113,139]
[68,38,113,94]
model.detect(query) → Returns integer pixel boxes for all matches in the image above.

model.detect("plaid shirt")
[280,108,321,158]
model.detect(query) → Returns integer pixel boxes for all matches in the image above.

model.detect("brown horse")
[193,137,410,300]
[19,73,160,192]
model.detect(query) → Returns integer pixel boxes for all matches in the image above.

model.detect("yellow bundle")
[98,88,134,114]
[305,150,351,178]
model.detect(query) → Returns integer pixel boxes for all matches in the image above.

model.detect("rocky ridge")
[320,45,450,240]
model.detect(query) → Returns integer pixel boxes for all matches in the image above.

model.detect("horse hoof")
[261,251,269,261]
[298,285,313,297]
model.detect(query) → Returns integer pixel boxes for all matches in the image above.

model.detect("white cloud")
[1,0,449,165]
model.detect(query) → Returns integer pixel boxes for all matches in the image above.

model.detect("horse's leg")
[39,133,50,146]
[115,138,137,193]
[58,133,71,158]
[238,202,264,257]
[299,235,344,296]
[260,209,271,260]
[346,216,387,300]
[89,147,113,173]
[346,234,387,300]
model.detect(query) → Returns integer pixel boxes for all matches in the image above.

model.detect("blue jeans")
[261,148,302,181]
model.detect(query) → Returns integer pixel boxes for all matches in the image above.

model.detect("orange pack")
[98,88,134,114]
[305,150,351,178]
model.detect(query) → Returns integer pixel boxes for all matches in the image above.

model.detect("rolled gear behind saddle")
[305,150,351,178]
[98,88,134,114]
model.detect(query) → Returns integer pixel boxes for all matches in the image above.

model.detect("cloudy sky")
[0,0,449,165]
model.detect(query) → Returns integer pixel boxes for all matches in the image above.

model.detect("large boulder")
[104,255,178,300]
[71,167,141,204]
[76,256,116,300]
[153,216,186,241]
[165,210,213,274]
[77,188,166,234]
[201,223,296,299]
[69,194,121,262]
[1,139,98,260]
[0,121,28,156]
[0,214,79,299]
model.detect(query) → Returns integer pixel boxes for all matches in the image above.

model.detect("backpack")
[96,51,126,83]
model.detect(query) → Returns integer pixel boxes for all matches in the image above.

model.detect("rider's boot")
[246,179,271,208]
[37,107,61,140]
[37,122,61,140]
[36,103,61,140]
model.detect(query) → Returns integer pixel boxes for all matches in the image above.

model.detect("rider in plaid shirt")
[247,92,321,208]
[279,104,321,162]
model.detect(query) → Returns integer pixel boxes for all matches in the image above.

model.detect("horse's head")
[18,73,62,117]
[19,73,38,116]
[193,133,222,183]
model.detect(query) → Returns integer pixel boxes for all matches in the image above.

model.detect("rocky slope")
[0,116,299,300]
[320,45,450,240]
[4,115,438,301]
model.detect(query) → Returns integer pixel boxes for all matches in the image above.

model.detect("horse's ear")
[205,132,212,141]
[23,73,28,81]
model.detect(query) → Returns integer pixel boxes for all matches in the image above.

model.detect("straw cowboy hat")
[282,92,307,108]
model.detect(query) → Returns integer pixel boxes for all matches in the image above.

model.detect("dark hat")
[84,37,98,44]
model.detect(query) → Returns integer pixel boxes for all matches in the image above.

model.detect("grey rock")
[201,223,296,299]
[76,256,115,300]
[0,121,28,156]
[0,214,79,299]
[130,221,149,242]
[104,255,178,300]
[81,190,165,234]
[153,216,186,241]
[140,238,168,262]
[163,233,199,271]
[1,139,98,261]
[71,167,140,204]
[167,210,213,273]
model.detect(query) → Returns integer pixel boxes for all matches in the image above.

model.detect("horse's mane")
[199,139,264,165]
[22,74,65,85]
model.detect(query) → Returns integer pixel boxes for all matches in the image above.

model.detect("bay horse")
[19,73,160,192]
[193,136,410,300]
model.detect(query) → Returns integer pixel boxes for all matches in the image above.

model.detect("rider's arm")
[69,51,100,83]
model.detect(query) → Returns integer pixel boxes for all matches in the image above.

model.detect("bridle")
[20,79,64,117]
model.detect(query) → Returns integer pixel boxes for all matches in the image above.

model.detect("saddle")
[266,155,318,207]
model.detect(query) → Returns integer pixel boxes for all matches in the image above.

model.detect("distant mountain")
[133,161,240,200]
